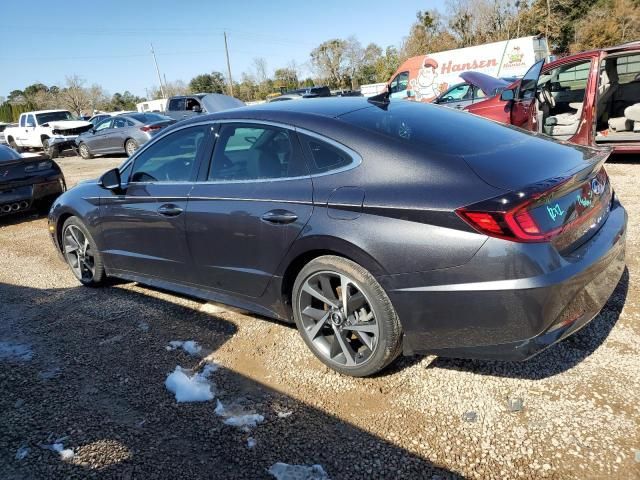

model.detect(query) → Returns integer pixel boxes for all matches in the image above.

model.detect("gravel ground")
[1,153,639,480]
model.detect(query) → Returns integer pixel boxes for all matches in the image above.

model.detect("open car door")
[510,59,545,129]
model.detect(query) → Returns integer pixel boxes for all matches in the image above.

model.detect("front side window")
[130,125,208,183]
[95,119,112,131]
[390,72,409,93]
[185,98,201,111]
[208,124,305,181]
[439,84,472,103]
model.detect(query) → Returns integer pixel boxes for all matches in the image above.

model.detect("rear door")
[186,121,313,297]
[510,59,545,128]
[99,124,213,283]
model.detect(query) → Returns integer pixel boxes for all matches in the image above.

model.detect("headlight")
[24,161,53,172]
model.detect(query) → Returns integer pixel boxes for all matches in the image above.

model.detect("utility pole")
[545,0,551,40]
[150,42,166,99]
[224,32,234,96]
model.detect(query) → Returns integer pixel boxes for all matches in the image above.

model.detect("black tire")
[42,138,59,159]
[125,138,138,156]
[78,142,93,159]
[61,216,107,287]
[8,138,22,153]
[292,255,402,377]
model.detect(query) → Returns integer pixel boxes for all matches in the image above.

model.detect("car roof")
[234,97,373,118]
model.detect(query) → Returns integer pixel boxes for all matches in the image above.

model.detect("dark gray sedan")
[49,98,626,377]
[76,113,175,158]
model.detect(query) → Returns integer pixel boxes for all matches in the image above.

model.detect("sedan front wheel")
[62,217,106,286]
[293,255,402,377]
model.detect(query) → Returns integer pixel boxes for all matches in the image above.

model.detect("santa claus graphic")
[410,57,447,101]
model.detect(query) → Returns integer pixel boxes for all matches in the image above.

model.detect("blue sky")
[0,0,440,99]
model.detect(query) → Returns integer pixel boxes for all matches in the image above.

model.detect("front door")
[186,122,313,298]
[510,59,545,128]
[90,118,114,153]
[99,124,213,284]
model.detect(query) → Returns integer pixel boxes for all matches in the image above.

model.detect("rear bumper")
[0,176,65,216]
[380,200,627,361]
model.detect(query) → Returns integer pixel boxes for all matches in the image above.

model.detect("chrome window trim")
[121,118,362,186]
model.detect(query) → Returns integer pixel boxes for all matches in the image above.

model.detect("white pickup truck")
[4,110,93,158]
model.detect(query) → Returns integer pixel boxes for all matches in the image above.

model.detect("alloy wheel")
[79,144,90,159]
[125,140,137,156]
[297,271,379,367]
[63,224,96,282]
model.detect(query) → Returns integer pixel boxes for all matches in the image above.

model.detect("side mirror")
[99,168,122,191]
[500,89,515,101]
[406,90,415,98]
[192,105,202,113]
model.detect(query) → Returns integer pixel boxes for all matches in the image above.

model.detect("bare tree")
[59,75,90,116]
[252,57,269,85]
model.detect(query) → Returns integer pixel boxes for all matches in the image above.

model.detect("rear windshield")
[0,145,22,163]
[36,111,74,124]
[340,102,455,146]
[128,113,171,123]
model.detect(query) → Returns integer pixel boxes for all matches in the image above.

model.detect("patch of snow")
[215,399,264,431]
[15,446,30,460]
[50,443,74,461]
[268,463,329,480]
[0,341,32,361]
[200,303,229,315]
[247,437,257,449]
[165,366,215,403]
[167,340,202,356]
[277,411,293,418]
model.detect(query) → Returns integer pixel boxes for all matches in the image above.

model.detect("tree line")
[1,0,637,121]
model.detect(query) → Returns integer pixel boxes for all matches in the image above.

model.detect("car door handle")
[157,204,183,217]
[261,209,298,224]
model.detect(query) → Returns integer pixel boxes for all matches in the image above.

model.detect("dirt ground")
[1,153,639,480]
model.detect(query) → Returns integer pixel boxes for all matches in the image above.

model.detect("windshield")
[36,111,74,124]
[128,113,171,123]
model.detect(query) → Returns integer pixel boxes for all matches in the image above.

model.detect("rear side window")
[208,123,307,181]
[299,134,354,174]
[113,118,128,128]
[168,98,185,111]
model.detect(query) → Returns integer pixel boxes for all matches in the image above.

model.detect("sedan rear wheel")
[125,138,138,156]
[62,217,106,286]
[293,255,402,377]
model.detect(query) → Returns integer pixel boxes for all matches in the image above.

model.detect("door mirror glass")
[500,89,515,101]
[99,168,122,190]
[26,120,35,128]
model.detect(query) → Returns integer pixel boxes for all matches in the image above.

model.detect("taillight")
[140,125,162,132]
[456,167,611,243]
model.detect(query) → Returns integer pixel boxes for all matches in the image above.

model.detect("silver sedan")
[75,113,176,158]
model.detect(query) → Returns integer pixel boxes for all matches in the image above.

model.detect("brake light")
[456,168,611,243]
[140,125,162,132]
